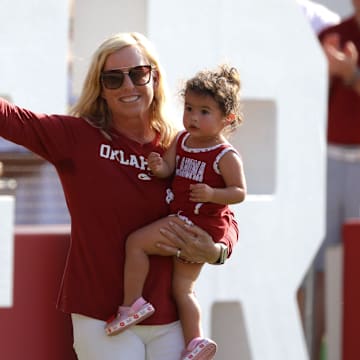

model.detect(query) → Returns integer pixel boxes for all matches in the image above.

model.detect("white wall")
[71,0,353,99]
[72,0,146,98]
[0,0,69,113]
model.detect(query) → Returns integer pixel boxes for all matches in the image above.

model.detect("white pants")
[71,314,184,360]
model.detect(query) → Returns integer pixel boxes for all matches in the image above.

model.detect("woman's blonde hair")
[70,32,176,147]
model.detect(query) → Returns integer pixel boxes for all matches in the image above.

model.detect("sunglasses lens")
[129,66,152,85]
[101,65,153,89]
[101,73,124,89]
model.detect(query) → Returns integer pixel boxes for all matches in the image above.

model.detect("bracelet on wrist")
[212,243,228,265]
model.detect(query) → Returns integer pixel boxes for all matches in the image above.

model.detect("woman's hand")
[157,216,221,264]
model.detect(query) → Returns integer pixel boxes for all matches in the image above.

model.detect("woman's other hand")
[157,217,221,264]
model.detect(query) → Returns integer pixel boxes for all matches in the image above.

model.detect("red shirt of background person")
[319,1,360,144]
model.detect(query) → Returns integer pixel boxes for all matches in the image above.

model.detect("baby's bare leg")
[172,259,203,345]
[123,216,174,306]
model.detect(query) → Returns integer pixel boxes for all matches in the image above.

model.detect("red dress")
[169,131,239,243]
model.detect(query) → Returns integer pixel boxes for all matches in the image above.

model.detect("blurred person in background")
[296,2,340,358]
[313,1,360,359]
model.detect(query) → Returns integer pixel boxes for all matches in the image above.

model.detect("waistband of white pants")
[327,144,360,162]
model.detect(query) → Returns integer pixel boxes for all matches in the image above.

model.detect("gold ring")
[176,249,181,258]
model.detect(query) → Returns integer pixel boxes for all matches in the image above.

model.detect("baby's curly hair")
[180,63,243,136]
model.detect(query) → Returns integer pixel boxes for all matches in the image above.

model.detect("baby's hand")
[147,152,164,173]
[189,183,214,202]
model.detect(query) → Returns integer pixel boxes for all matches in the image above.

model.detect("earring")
[227,113,236,121]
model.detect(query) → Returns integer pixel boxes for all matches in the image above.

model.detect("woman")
[0,32,238,359]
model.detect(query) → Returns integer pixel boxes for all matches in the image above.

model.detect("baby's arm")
[148,136,177,178]
[189,150,246,205]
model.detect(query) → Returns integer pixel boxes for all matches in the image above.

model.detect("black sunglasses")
[101,65,155,89]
